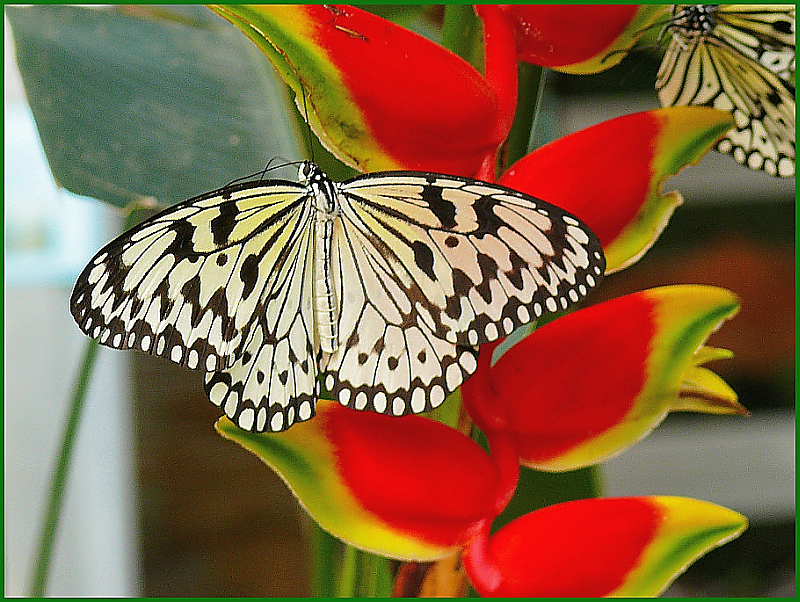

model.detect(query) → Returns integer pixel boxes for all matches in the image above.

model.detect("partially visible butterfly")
[71,161,605,432]
[656,4,795,177]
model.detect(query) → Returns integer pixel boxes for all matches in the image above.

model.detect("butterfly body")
[306,162,341,353]
[666,4,716,45]
[656,4,795,177]
[71,162,605,432]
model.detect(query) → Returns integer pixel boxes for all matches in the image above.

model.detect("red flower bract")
[473,497,658,596]
[501,111,659,249]
[325,408,499,545]
[497,4,642,68]
[486,293,651,460]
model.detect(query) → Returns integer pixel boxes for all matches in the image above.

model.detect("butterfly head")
[671,5,717,36]
[299,161,324,185]
[299,161,339,215]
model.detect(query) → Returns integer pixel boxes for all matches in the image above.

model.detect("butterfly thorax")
[671,5,718,40]
[300,161,341,353]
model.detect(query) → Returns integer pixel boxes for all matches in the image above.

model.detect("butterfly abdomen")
[305,162,342,354]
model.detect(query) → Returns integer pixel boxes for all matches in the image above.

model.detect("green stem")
[335,544,359,597]
[27,338,99,597]
[27,208,143,597]
[356,550,394,597]
[310,523,342,597]
[441,5,482,70]
[502,62,544,171]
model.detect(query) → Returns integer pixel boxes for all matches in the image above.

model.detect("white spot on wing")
[430,385,445,407]
[371,391,385,412]
[239,408,255,431]
[371,391,385,411]
[411,388,426,413]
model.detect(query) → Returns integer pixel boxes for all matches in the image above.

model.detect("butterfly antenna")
[298,81,318,165]
[223,158,305,188]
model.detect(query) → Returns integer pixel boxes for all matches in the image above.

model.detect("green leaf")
[6,5,301,208]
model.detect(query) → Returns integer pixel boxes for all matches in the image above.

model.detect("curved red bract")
[498,5,641,67]
[323,406,499,545]
[479,293,654,460]
[303,5,504,176]
[473,497,659,596]
[501,111,658,247]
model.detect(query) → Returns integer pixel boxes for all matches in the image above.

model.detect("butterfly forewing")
[656,4,795,177]
[71,181,309,368]
[71,164,606,433]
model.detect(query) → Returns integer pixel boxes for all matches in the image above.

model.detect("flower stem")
[502,62,544,170]
[310,523,343,596]
[441,5,483,69]
[27,338,99,597]
[335,544,359,597]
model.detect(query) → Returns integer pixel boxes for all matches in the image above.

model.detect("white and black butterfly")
[656,4,795,177]
[71,162,605,432]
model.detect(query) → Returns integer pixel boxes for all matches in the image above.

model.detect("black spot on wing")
[506,249,526,290]
[164,219,196,256]
[180,275,205,326]
[421,184,457,229]
[210,200,239,247]
[446,268,472,319]
[154,280,173,320]
[472,195,503,236]
[239,253,260,299]
[412,240,436,281]
[130,297,144,317]
[181,274,201,301]
[475,253,499,304]
[774,18,792,35]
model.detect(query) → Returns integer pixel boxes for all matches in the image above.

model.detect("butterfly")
[71,161,605,432]
[655,4,795,178]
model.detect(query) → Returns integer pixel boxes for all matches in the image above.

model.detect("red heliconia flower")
[499,107,735,272]
[462,495,747,597]
[461,285,745,472]
[210,4,515,178]
[217,398,746,596]
[208,5,749,597]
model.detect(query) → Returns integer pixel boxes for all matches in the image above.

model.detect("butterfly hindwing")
[321,200,481,416]
[204,195,319,432]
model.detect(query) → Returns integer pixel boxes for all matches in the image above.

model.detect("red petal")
[463,496,747,597]
[324,406,500,546]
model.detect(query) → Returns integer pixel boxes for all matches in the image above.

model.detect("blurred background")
[5,5,794,597]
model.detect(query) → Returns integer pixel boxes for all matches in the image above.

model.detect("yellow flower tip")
[674,346,747,416]
[693,345,735,365]
[605,190,683,275]
[653,107,737,184]
[675,386,750,416]
[615,496,748,597]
